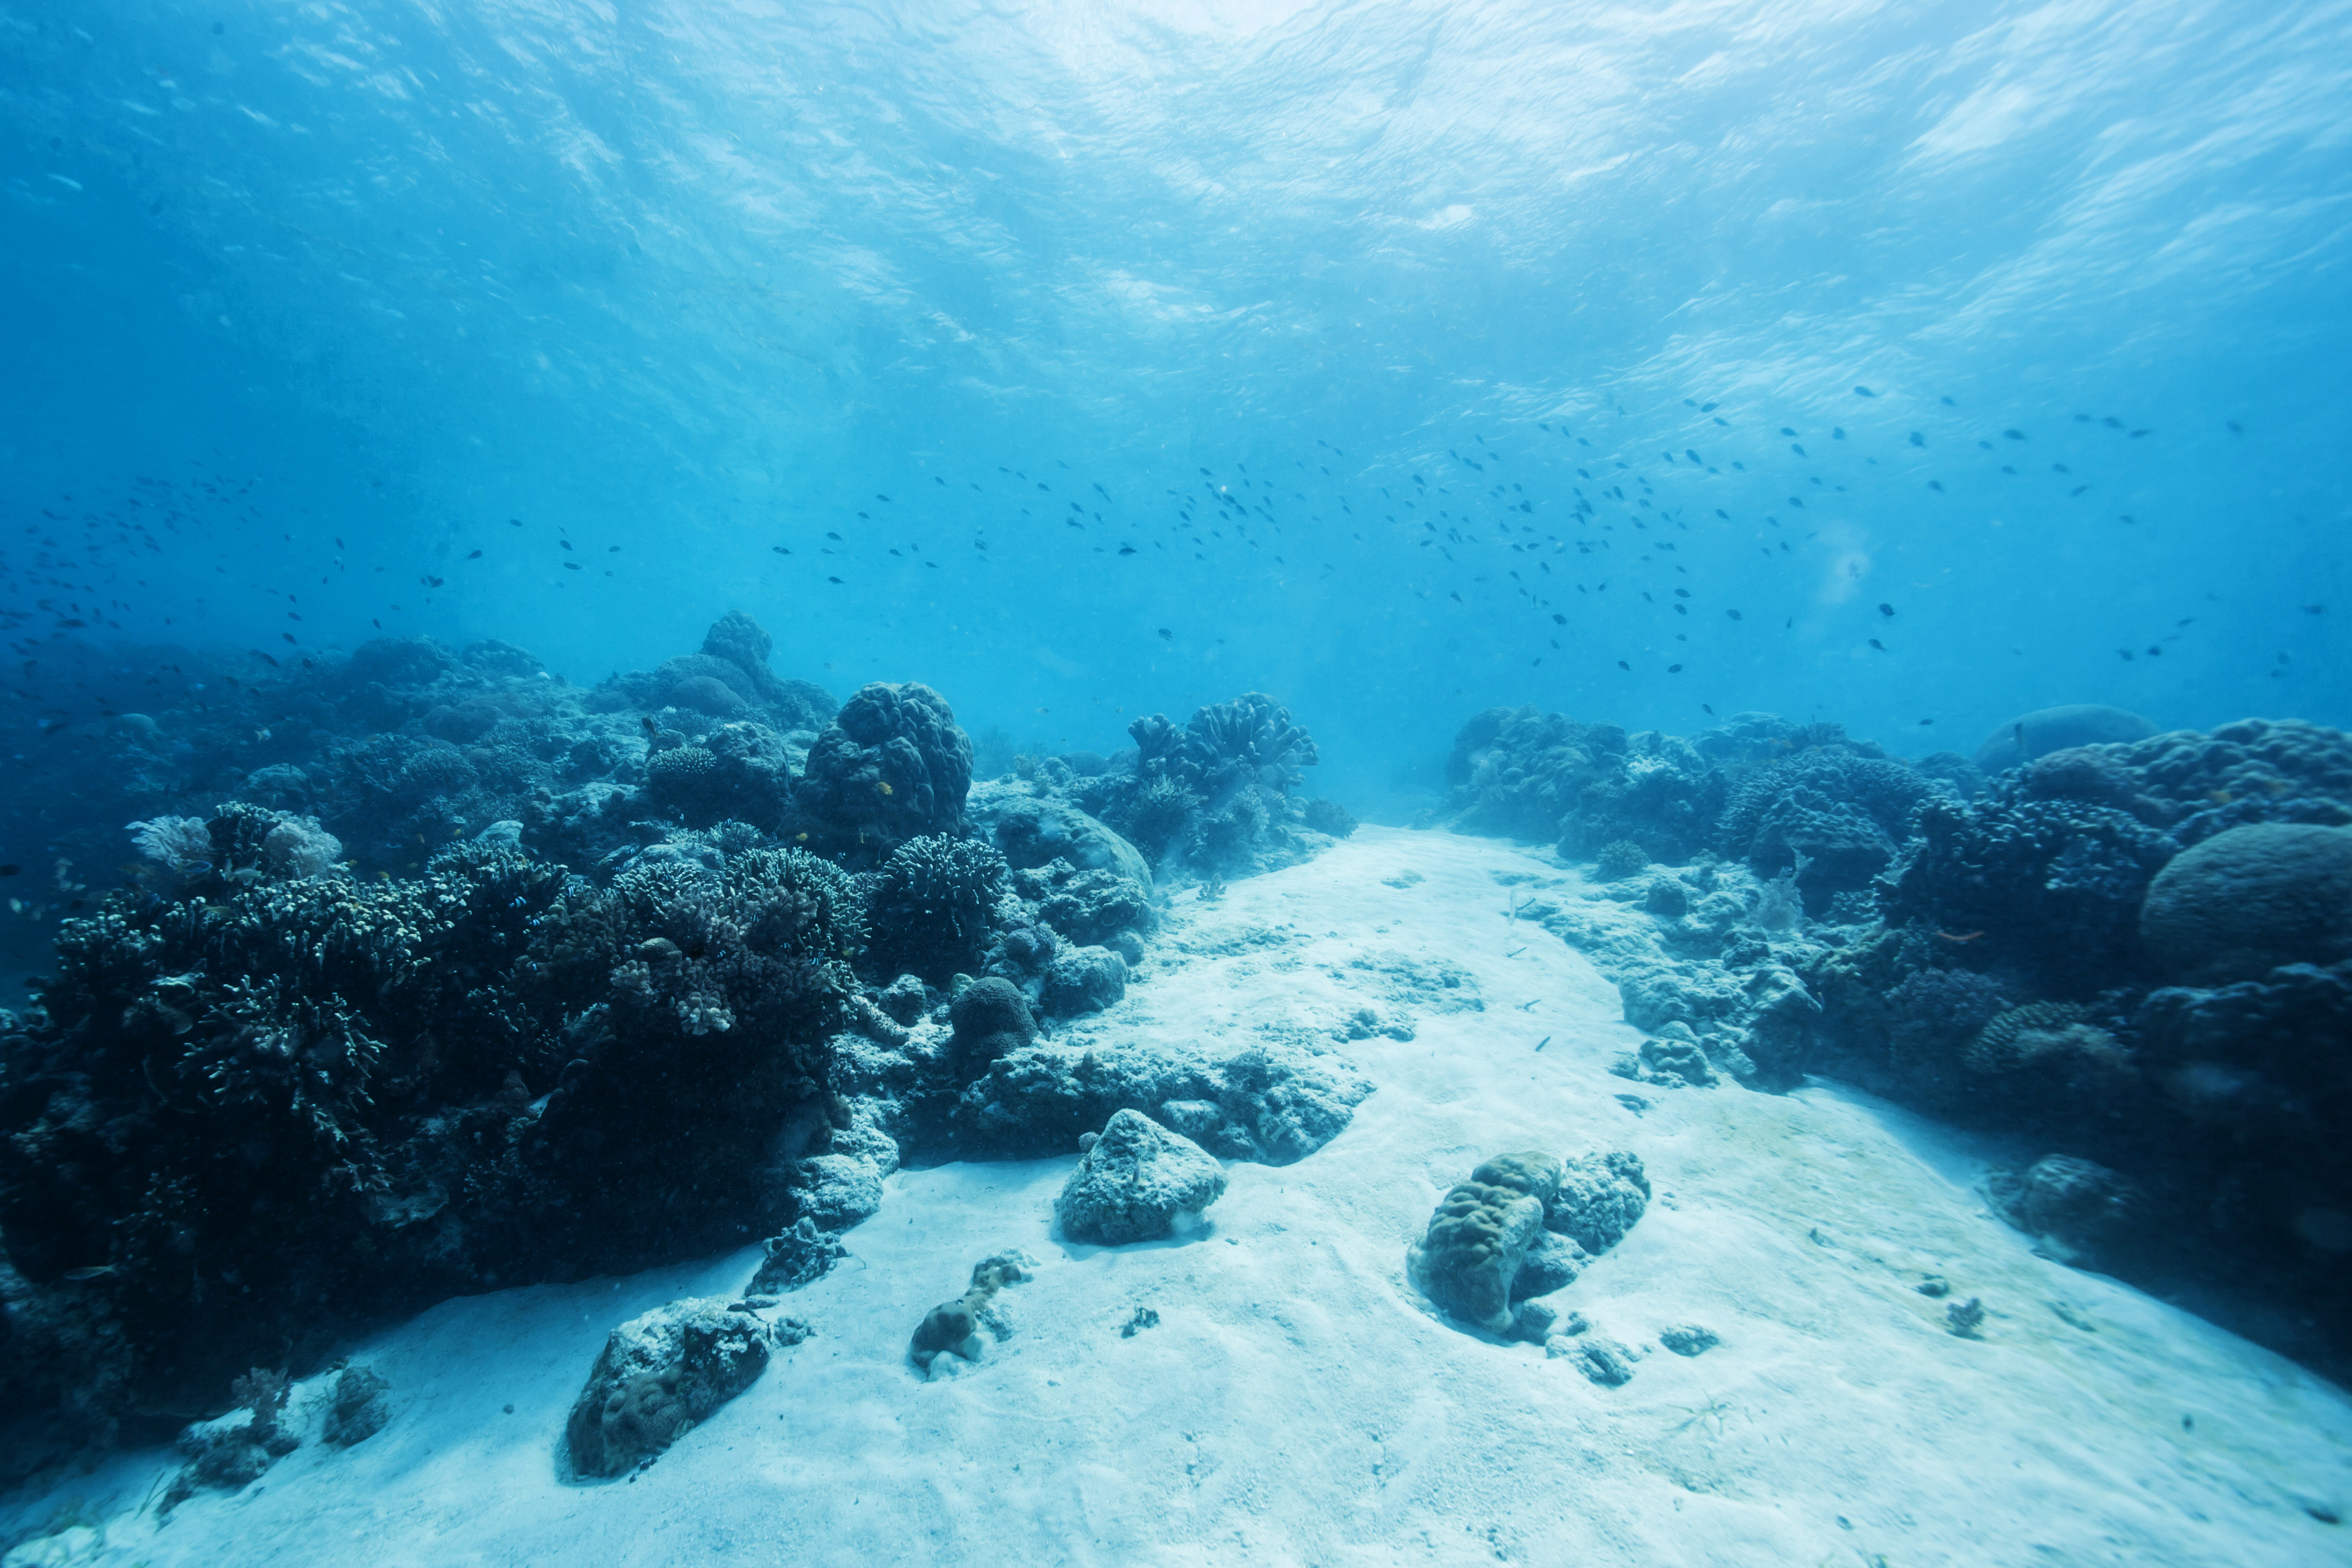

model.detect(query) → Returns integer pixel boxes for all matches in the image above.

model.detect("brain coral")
[2140,823,2352,985]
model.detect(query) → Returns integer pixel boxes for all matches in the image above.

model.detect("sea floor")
[7,827,2350,1567]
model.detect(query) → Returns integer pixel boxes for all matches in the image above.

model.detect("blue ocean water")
[7,0,2344,799]
[7,2,2352,1552]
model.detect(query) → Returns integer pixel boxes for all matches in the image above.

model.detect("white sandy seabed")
[7,827,2352,1568]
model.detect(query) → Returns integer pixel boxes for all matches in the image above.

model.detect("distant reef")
[0,614,1357,1484]
[1437,701,2352,1374]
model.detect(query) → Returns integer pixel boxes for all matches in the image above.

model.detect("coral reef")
[1881,791,2178,995]
[1716,750,1944,913]
[950,1037,1373,1165]
[322,1364,392,1448]
[1407,1147,1649,1338]
[1042,945,1129,1017]
[1439,706,1724,863]
[0,813,864,1472]
[162,1367,299,1510]
[946,977,1037,1076]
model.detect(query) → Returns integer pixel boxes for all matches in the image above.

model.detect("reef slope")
[6,829,2346,1567]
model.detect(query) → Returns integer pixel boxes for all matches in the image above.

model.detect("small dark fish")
[1909,432,1925,447]
[1667,663,1683,673]
[0,864,18,877]
[827,576,845,585]
[876,494,891,502]
[466,549,482,559]
[641,716,657,736]
[1920,718,1935,726]
[1118,545,1136,556]
[2227,420,2243,435]
[1727,609,1742,621]
[1878,603,1894,616]
[1157,629,1173,641]
[2003,428,2026,441]
[826,531,842,541]
[1869,638,1886,651]
[1616,660,1630,671]
[2301,604,2326,615]
[1854,385,1876,397]
[1702,704,1715,715]
[772,546,791,555]
[1928,480,1944,493]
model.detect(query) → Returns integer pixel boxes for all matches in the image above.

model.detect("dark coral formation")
[0,616,1358,1482]
[797,682,974,862]
[1445,703,2352,1370]
[869,835,1010,984]
[2138,823,2352,985]
[0,813,868,1466]
[1075,693,1327,877]
[1441,706,1723,862]
[1717,750,1944,914]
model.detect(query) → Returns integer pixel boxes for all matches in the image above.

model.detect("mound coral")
[1439,706,1723,862]
[1974,704,2158,774]
[2140,823,2352,985]
[797,682,974,861]
[1055,1109,1228,1244]
[1717,751,1942,913]
[1408,1159,1555,1332]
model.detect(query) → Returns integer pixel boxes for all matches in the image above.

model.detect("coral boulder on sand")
[1407,1151,1562,1332]
[908,1253,1032,1376]
[566,1299,804,1478]
[1055,1109,1228,1244]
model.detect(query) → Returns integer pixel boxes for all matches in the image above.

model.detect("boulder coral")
[2139,823,2352,985]
[797,682,974,861]
[1055,1109,1228,1244]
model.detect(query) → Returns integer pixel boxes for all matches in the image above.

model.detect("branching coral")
[869,835,1009,984]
